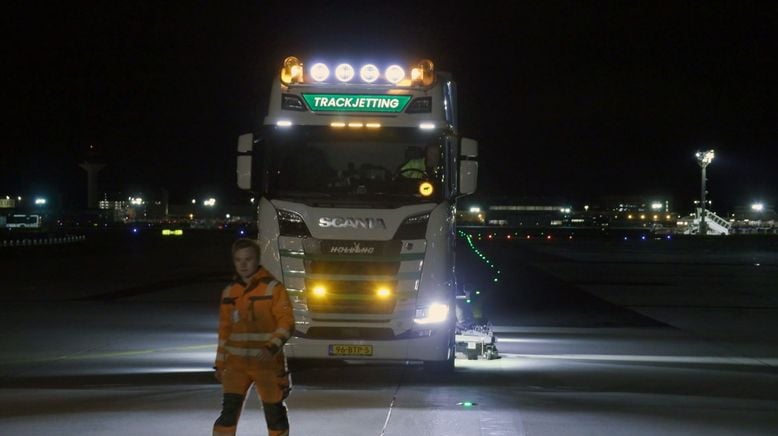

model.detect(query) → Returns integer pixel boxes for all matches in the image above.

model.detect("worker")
[398,146,427,178]
[213,239,295,436]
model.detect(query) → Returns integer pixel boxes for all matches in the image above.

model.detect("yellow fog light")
[311,285,327,297]
[411,59,434,86]
[419,182,434,197]
[376,288,392,299]
[281,56,304,85]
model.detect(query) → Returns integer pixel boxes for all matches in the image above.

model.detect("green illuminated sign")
[302,94,411,113]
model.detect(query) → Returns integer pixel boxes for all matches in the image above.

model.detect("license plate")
[328,344,373,356]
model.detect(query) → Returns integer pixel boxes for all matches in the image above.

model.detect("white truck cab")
[237,56,478,371]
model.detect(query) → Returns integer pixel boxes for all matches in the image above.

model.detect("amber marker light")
[419,182,434,197]
[411,59,435,86]
[281,56,304,85]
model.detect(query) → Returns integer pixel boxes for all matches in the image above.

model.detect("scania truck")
[236,56,478,371]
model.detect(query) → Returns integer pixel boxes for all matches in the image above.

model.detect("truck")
[236,56,478,371]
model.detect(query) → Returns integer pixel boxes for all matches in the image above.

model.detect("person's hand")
[214,368,224,382]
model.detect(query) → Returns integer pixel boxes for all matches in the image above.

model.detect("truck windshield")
[264,126,445,204]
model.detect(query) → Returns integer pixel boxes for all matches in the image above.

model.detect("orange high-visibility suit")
[213,268,294,436]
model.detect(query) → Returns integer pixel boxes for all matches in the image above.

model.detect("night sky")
[3,1,777,212]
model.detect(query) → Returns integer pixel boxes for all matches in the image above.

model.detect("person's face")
[233,247,260,280]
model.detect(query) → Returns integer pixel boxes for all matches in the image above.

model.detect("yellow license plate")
[328,344,373,356]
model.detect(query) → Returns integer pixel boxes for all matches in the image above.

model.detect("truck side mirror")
[458,137,478,196]
[460,138,478,158]
[237,133,254,191]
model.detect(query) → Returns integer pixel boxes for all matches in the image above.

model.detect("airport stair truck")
[236,57,478,371]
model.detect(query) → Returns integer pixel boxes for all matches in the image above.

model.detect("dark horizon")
[3,2,777,212]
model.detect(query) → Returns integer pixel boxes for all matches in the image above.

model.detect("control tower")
[79,144,106,209]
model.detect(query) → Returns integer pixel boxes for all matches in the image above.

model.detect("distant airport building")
[728,204,776,233]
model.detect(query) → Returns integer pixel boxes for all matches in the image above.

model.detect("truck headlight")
[414,303,449,324]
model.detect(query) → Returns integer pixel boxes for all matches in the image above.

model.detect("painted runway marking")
[480,410,526,436]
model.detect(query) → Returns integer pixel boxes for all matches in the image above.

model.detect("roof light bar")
[360,64,380,83]
[385,65,405,84]
[310,63,330,82]
[281,57,433,86]
[335,63,355,82]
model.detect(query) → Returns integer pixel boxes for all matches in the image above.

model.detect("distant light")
[203,198,216,207]
[641,235,647,240]
[132,228,139,234]
[751,203,764,212]
[239,230,246,236]
[130,197,143,205]
[695,149,715,166]
[419,122,435,130]
[34,198,47,205]
[276,120,292,127]
[17,196,22,201]
[191,199,196,204]
[189,213,194,219]
[651,202,662,210]
[469,207,481,213]
[225,214,231,219]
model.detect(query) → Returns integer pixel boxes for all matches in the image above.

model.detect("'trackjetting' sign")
[302,94,412,113]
